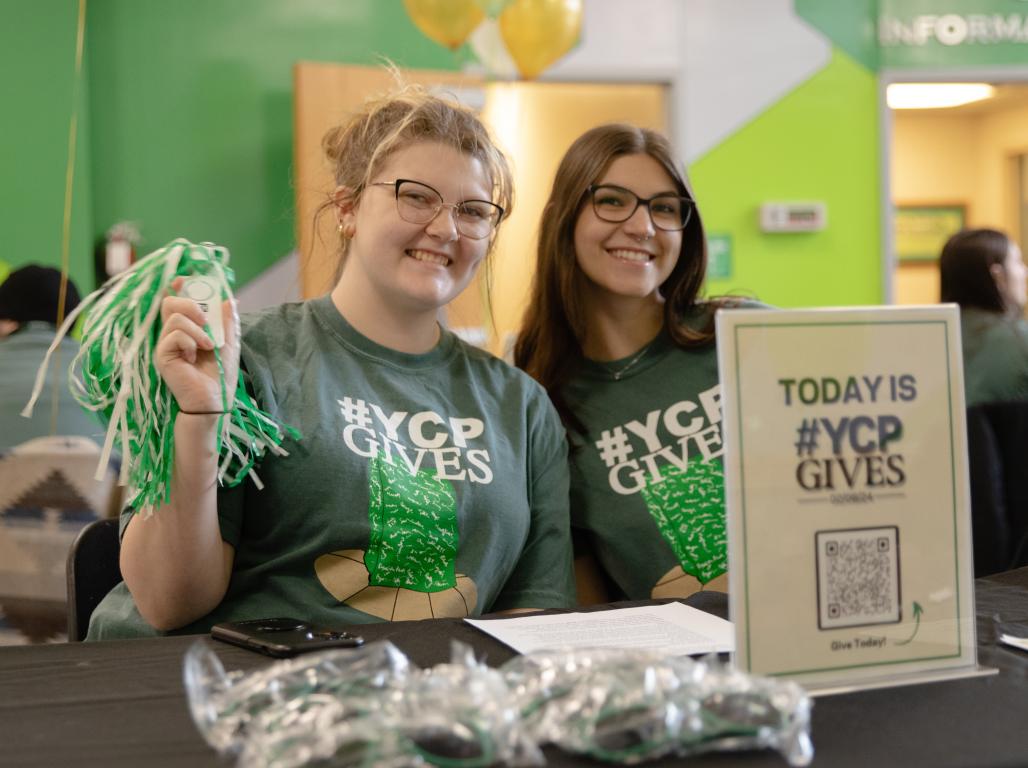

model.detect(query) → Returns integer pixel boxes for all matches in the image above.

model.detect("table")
[2,575,1028,767]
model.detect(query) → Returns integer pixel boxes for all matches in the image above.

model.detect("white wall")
[543,0,830,162]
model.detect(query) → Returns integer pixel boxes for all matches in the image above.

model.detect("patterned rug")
[0,436,117,644]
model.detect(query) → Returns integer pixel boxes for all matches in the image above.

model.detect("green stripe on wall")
[692,48,881,308]
[794,0,878,71]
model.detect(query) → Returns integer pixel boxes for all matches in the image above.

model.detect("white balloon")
[468,19,518,79]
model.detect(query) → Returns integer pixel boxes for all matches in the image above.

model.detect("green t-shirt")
[564,304,741,601]
[88,297,574,639]
[960,308,1028,407]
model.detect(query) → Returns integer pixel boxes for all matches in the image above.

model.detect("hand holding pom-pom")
[22,239,300,512]
[156,277,240,414]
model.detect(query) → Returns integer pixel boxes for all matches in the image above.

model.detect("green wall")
[696,50,881,307]
[5,0,463,292]
[85,0,465,288]
[3,0,94,292]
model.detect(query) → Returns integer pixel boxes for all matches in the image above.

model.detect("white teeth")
[608,249,651,263]
[408,249,450,266]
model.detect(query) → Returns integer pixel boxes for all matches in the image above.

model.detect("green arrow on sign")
[895,601,924,646]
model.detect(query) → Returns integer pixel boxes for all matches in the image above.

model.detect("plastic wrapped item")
[184,639,410,763]
[183,640,540,768]
[501,649,813,767]
[390,643,541,767]
[184,639,811,767]
[692,665,812,765]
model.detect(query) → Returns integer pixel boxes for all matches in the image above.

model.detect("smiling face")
[338,140,493,318]
[572,153,683,309]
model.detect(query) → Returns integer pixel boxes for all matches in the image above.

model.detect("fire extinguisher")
[93,221,140,288]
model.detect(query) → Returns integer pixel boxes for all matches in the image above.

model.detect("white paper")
[465,602,734,656]
[1000,634,1028,653]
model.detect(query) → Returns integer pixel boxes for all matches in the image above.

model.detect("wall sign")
[716,305,993,693]
[707,234,733,280]
[879,0,1028,68]
[895,204,965,262]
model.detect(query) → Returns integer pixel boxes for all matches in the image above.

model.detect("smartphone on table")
[211,617,365,658]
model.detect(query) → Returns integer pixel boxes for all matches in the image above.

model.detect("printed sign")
[878,0,1028,68]
[707,234,733,280]
[716,305,991,692]
[895,204,965,262]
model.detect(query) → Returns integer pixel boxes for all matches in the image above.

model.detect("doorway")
[885,79,1028,306]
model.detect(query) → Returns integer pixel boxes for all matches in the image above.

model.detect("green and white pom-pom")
[22,238,301,516]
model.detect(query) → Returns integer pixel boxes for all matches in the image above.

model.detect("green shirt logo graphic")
[365,454,458,592]
[640,460,727,583]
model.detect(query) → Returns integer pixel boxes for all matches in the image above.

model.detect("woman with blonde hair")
[89,87,574,638]
[517,124,753,603]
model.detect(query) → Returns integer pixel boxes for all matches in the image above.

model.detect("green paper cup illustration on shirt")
[641,460,728,597]
[315,454,478,620]
[365,454,457,591]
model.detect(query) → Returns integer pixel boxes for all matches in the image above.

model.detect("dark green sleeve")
[215,346,278,548]
[491,389,576,611]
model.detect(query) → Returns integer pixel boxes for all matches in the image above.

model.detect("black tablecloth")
[2,575,1028,767]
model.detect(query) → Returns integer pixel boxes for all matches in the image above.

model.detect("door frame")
[879,66,1028,304]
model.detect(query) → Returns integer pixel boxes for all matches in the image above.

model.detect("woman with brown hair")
[940,227,1028,406]
[87,86,574,639]
[516,124,753,603]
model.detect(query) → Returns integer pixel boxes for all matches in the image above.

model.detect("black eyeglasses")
[587,184,694,231]
[370,179,504,240]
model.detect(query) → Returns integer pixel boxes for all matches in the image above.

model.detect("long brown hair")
[939,228,1011,313]
[514,123,711,430]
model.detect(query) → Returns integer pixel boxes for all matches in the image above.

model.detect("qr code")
[815,526,901,630]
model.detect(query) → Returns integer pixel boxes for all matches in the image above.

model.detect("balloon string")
[52,0,88,436]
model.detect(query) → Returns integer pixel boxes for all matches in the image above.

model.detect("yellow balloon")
[404,0,486,51]
[499,0,583,79]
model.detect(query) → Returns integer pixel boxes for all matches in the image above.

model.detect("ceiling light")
[887,83,995,109]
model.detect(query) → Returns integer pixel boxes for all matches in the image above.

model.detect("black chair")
[966,401,1028,577]
[66,518,121,641]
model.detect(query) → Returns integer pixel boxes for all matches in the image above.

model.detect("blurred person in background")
[940,228,1028,406]
[0,265,102,451]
